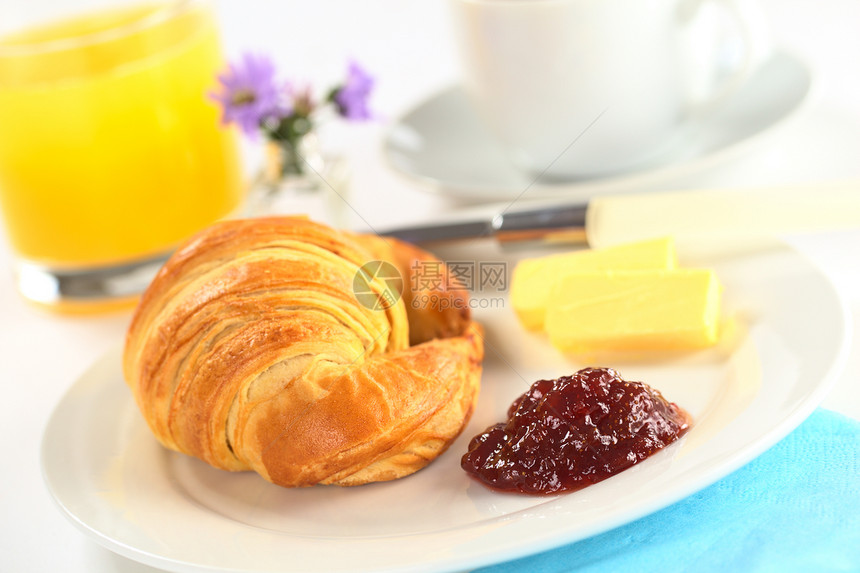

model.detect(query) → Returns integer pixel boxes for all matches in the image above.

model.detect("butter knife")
[379,183,860,248]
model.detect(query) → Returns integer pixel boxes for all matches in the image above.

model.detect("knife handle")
[492,204,588,243]
[585,182,860,248]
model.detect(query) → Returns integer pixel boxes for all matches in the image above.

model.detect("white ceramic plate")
[384,52,811,201]
[42,240,849,573]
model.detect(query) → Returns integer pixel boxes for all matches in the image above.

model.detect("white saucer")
[384,52,811,201]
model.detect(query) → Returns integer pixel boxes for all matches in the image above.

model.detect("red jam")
[461,367,690,495]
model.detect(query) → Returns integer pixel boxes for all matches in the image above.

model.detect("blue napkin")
[477,409,860,573]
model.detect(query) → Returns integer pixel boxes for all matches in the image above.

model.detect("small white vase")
[245,134,349,228]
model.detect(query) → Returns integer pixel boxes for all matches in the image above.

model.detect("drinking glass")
[0,0,243,312]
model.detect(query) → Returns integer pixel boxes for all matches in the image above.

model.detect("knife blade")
[379,182,860,248]
[379,204,588,245]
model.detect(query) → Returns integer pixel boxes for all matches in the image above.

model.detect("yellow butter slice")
[511,237,677,330]
[545,268,722,353]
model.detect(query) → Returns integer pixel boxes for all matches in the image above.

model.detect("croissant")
[123,217,483,487]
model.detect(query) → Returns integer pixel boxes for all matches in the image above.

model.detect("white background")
[2,0,859,571]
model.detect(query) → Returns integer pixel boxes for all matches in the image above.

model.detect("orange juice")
[0,1,242,267]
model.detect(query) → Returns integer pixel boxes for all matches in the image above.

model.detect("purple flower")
[210,53,290,136]
[333,60,374,120]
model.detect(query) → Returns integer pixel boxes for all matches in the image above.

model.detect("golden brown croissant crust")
[123,217,483,487]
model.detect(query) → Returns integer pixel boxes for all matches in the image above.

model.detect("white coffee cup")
[449,0,772,179]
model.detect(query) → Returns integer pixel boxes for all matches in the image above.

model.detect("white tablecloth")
[2,1,859,571]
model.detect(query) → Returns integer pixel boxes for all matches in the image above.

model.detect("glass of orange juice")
[0,0,243,312]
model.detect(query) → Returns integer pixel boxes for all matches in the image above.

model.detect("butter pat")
[511,237,677,330]
[545,269,722,353]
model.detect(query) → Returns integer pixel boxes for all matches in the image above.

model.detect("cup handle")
[678,0,773,116]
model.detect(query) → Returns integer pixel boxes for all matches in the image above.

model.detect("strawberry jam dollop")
[461,367,690,495]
